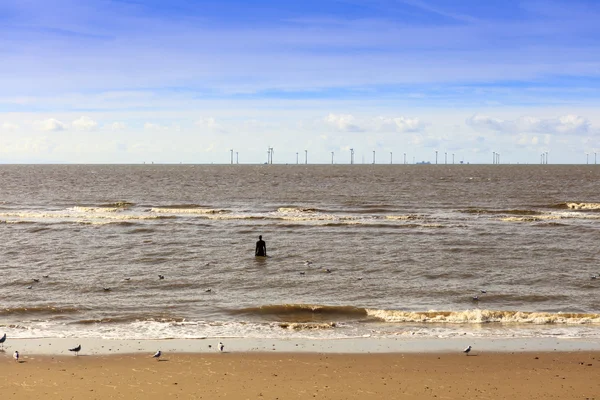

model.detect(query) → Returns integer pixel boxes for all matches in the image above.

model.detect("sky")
[1,0,599,164]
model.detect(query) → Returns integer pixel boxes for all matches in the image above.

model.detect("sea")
[1,164,599,342]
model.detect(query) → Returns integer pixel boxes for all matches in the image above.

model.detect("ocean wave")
[459,209,543,216]
[232,304,368,320]
[385,214,425,220]
[75,315,186,325]
[0,306,81,316]
[0,211,175,221]
[151,207,229,214]
[278,322,337,330]
[277,207,321,214]
[71,206,125,213]
[566,202,600,211]
[500,215,562,222]
[548,202,600,211]
[366,309,600,325]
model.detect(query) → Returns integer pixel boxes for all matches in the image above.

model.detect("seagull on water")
[103,287,111,292]
[26,285,33,290]
[205,288,212,293]
[299,272,306,275]
[480,290,487,294]
[472,296,479,301]
[152,350,161,360]
[42,275,50,278]
[13,351,19,362]
[158,275,165,280]
[0,333,6,349]
[218,342,224,352]
[69,344,81,355]
[32,278,40,283]
[305,261,313,266]
[463,345,472,356]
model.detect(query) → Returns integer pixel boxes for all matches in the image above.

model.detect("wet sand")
[1,351,599,399]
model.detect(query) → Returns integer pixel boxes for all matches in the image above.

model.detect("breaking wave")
[565,202,600,211]
[232,304,368,320]
[366,309,600,325]
[151,207,229,214]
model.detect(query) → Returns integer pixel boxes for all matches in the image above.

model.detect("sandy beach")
[1,349,599,399]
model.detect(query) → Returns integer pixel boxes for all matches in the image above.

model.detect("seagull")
[480,290,487,294]
[103,287,111,292]
[69,344,81,355]
[13,351,19,362]
[42,275,50,278]
[463,345,472,355]
[32,278,40,283]
[472,296,479,301]
[324,268,332,273]
[218,342,224,352]
[26,285,33,289]
[158,275,165,280]
[591,275,597,280]
[205,288,212,293]
[299,272,306,275]
[0,333,6,349]
[124,278,131,281]
[305,261,313,266]
[152,350,161,360]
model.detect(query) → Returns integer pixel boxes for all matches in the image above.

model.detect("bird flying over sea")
[69,344,81,355]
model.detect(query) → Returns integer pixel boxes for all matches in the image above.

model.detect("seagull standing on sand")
[0,333,6,349]
[152,350,161,360]
[218,342,224,352]
[13,351,19,362]
[463,345,472,356]
[69,344,81,355]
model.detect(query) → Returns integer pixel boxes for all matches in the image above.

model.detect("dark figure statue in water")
[255,235,267,257]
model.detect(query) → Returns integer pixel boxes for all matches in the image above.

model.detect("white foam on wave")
[566,202,600,210]
[366,309,600,325]
[71,206,123,213]
[151,207,228,214]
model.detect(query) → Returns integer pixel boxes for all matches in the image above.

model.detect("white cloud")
[467,114,592,135]
[374,116,425,133]
[2,123,19,132]
[37,118,67,132]
[195,117,226,133]
[110,122,126,131]
[72,116,98,131]
[466,114,511,132]
[144,122,165,131]
[325,113,363,132]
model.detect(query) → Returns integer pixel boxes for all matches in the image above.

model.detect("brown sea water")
[1,164,599,340]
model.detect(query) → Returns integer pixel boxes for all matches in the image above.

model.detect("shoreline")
[3,336,600,357]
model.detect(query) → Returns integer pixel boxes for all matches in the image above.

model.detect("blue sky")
[1,0,599,164]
